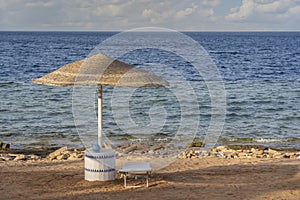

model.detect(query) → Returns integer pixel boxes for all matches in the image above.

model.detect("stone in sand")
[14,154,27,161]
[56,154,70,160]
[48,146,68,160]
[0,155,14,161]
[150,143,164,151]
[28,155,41,160]
[124,145,138,153]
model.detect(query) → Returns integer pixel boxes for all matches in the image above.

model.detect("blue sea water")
[0,31,299,149]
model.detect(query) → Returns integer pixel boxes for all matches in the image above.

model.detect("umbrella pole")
[98,85,102,148]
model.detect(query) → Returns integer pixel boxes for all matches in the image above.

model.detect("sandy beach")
[1,30,300,200]
[1,155,300,200]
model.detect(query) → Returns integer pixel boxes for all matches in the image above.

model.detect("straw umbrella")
[32,53,168,148]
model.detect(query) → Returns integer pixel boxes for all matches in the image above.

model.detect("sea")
[0,31,299,150]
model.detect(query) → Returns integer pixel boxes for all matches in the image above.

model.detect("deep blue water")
[0,31,299,149]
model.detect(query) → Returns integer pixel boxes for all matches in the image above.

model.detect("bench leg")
[122,172,150,188]
[146,174,149,187]
[124,174,127,188]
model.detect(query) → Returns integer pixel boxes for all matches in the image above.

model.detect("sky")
[0,0,300,31]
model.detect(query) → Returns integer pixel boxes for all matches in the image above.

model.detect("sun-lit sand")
[1,156,300,200]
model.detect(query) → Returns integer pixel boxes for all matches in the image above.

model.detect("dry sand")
[1,158,300,200]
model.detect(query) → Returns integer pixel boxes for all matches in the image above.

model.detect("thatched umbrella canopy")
[33,53,168,147]
[33,53,168,87]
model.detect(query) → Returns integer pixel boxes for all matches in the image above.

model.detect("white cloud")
[223,0,300,30]
[142,8,155,18]
[140,1,217,25]
[225,0,300,25]
[142,8,162,23]
[226,0,255,20]
[176,5,198,18]
[255,0,294,13]
[0,0,299,31]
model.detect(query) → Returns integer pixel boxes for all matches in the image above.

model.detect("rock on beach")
[178,145,300,159]
[0,146,85,162]
[47,146,85,161]
[1,144,300,163]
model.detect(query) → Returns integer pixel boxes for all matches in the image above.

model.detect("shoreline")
[1,144,300,163]
[2,139,300,152]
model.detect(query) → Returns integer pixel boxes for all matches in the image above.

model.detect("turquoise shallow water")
[0,31,299,149]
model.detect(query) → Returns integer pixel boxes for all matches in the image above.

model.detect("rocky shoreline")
[179,145,300,159]
[0,146,85,162]
[1,143,300,162]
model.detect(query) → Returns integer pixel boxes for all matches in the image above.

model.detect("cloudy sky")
[0,0,299,31]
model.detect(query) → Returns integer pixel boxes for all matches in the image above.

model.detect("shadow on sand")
[1,160,300,200]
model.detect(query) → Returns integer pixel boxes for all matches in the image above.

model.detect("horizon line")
[1,29,300,32]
